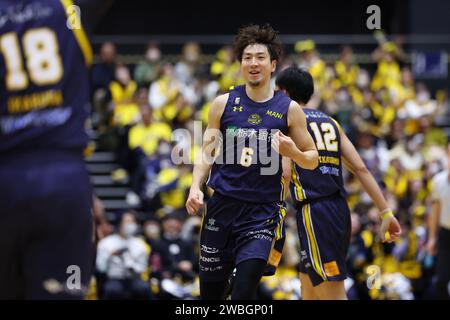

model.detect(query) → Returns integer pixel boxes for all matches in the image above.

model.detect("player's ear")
[271,59,277,73]
[279,88,289,97]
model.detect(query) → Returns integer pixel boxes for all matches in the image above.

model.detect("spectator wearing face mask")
[402,83,437,137]
[390,134,425,172]
[148,62,195,124]
[96,211,152,299]
[128,104,172,159]
[158,213,197,282]
[134,42,163,88]
[110,64,140,128]
[143,218,164,279]
[174,42,202,85]
[126,105,173,205]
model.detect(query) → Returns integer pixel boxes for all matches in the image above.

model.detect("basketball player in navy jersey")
[185,25,319,300]
[0,0,110,299]
[275,67,401,299]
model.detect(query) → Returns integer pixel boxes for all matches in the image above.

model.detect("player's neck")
[245,82,274,103]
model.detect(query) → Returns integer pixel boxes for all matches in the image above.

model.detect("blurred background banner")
[412,52,448,79]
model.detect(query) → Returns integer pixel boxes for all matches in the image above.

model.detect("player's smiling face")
[241,44,276,87]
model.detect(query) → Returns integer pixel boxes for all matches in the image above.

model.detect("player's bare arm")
[340,127,401,242]
[282,156,292,185]
[427,199,441,255]
[272,101,318,170]
[186,93,228,215]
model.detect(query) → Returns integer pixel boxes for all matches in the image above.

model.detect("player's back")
[0,1,96,300]
[291,108,346,203]
[0,0,92,156]
[207,85,291,203]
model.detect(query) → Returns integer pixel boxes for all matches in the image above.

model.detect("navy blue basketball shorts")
[199,192,286,282]
[296,195,351,286]
[0,151,94,299]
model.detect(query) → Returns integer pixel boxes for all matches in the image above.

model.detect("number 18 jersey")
[0,0,92,155]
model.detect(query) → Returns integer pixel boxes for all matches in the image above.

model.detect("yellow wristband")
[381,210,394,220]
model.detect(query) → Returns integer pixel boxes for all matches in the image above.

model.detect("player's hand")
[426,236,438,256]
[379,209,402,243]
[271,131,297,158]
[186,188,204,215]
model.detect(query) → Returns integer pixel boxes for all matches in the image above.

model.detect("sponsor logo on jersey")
[248,113,262,125]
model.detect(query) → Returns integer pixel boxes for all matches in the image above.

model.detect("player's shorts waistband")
[211,190,283,205]
[293,191,343,209]
[211,191,244,203]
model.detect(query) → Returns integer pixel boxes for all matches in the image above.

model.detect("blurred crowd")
[86,36,450,300]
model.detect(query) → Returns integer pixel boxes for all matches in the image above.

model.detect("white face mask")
[164,232,180,241]
[416,92,430,104]
[116,68,130,84]
[122,223,138,238]
[356,71,369,88]
[146,48,161,62]
[185,51,199,63]
[145,225,160,239]
[158,143,172,156]
[336,90,349,103]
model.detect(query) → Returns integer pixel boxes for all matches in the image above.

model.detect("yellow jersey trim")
[291,163,306,201]
[61,0,93,66]
[303,204,327,280]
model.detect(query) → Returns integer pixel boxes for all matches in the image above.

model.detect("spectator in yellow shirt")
[128,105,172,158]
[371,42,401,92]
[210,45,244,92]
[110,64,140,128]
[295,39,326,91]
[334,46,359,88]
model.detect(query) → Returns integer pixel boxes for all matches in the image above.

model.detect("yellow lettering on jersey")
[266,110,284,119]
[318,156,340,166]
[7,89,63,113]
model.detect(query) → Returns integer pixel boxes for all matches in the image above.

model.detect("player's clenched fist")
[271,131,297,158]
[379,209,402,243]
[186,188,204,215]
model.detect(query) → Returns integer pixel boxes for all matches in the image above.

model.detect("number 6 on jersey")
[240,147,254,167]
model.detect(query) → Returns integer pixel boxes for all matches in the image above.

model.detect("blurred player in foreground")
[0,0,110,299]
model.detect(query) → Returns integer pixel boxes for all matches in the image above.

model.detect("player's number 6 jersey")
[207,85,291,203]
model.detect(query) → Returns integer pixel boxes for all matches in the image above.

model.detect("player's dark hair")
[233,24,283,62]
[276,67,314,105]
